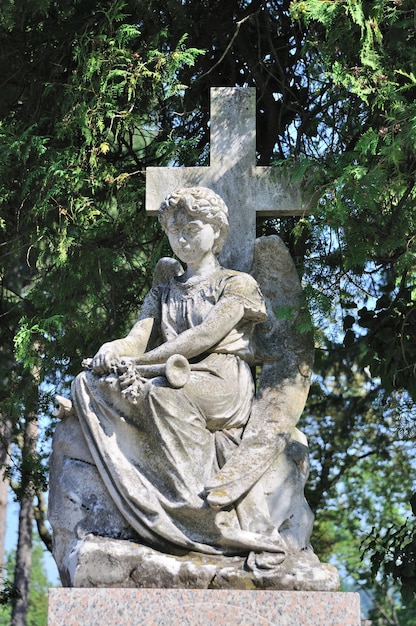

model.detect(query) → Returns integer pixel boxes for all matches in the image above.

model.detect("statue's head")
[159,186,229,256]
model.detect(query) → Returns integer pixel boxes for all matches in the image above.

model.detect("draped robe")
[72,268,286,555]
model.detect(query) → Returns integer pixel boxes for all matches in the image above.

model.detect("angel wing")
[206,235,314,507]
[152,256,184,287]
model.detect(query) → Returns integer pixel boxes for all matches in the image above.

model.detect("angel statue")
[49,186,337,589]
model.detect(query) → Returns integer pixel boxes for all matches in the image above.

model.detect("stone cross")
[146,87,308,272]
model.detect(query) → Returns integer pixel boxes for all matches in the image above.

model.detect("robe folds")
[72,268,285,555]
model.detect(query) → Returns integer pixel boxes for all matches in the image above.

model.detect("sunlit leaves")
[0,0,205,494]
[287,0,416,401]
[362,503,416,603]
[288,0,416,601]
[0,0,415,610]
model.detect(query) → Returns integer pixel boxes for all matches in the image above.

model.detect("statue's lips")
[177,245,193,256]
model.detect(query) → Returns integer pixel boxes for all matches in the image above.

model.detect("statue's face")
[165,209,218,265]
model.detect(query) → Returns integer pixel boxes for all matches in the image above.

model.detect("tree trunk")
[34,491,53,553]
[11,409,38,626]
[0,414,12,582]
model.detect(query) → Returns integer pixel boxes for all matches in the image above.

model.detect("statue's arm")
[138,298,245,365]
[90,317,155,374]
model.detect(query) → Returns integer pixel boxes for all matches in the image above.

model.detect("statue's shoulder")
[217,266,260,287]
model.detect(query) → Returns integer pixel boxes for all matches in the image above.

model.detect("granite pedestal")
[48,589,361,625]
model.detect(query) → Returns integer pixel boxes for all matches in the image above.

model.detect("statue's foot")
[246,549,286,572]
[206,489,232,509]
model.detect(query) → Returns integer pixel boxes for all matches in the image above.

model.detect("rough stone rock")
[48,415,140,586]
[67,535,340,591]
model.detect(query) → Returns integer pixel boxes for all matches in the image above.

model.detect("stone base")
[48,588,361,625]
[64,535,340,591]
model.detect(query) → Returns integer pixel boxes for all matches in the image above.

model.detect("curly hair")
[159,186,229,255]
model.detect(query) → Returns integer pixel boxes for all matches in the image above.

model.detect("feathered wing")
[152,256,184,287]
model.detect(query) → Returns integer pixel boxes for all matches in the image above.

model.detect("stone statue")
[49,186,339,590]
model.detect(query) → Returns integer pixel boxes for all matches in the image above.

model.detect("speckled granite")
[48,589,361,625]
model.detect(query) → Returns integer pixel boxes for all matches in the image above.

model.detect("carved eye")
[184,220,205,235]
[185,224,201,235]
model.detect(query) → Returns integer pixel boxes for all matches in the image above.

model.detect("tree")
[0,0,202,619]
[289,0,416,394]
[0,0,415,620]
[11,367,39,626]
[0,536,53,626]
[0,416,11,581]
[288,0,416,606]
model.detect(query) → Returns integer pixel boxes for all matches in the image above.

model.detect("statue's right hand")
[89,345,118,374]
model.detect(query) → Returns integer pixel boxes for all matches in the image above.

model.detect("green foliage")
[0,0,204,383]
[0,0,203,602]
[288,0,416,608]
[362,494,416,604]
[285,0,416,400]
[1,0,416,618]
[0,575,20,610]
[0,537,52,626]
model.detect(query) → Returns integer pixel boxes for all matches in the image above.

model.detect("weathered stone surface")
[206,235,314,521]
[49,404,319,588]
[146,88,306,272]
[49,187,323,589]
[65,535,339,591]
[48,415,140,586]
